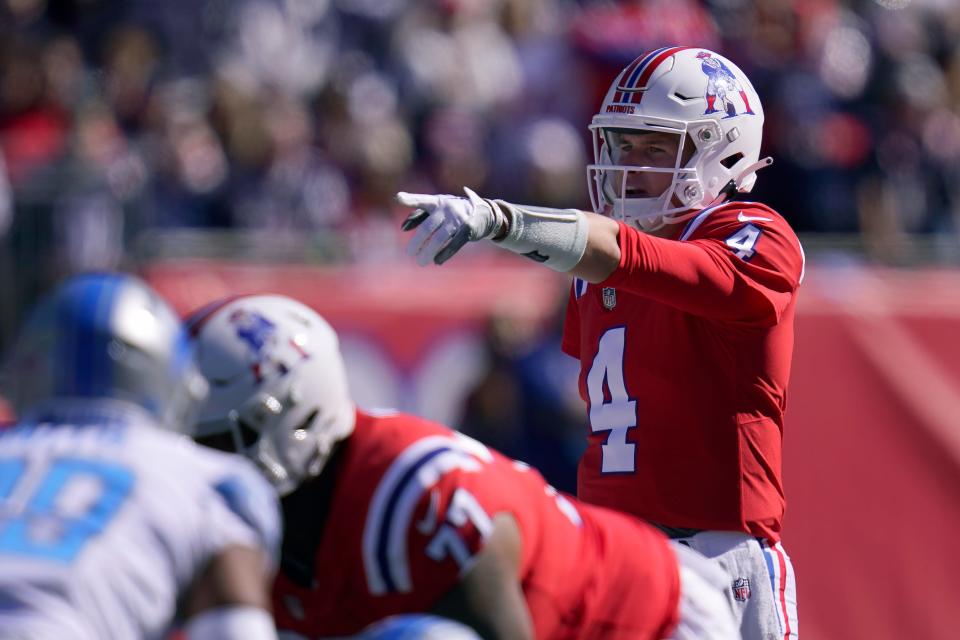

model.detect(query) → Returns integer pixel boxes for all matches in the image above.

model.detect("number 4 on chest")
[586,328,637,473]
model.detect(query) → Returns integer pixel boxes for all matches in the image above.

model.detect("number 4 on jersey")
[725,224,762,260]
[586,328,637,473]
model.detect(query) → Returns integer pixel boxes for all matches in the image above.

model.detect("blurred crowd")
[1,0,960,341]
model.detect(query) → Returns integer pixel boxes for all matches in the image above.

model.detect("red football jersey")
[273,410,680,639]
[562,201,804,542]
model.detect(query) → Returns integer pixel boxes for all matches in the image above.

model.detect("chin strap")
[735,156,773,190]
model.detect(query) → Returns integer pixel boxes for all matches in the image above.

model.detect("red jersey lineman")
[273,409,681,640]
[398,47,801,640]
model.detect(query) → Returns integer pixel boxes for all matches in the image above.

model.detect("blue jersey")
[0,401,280,640]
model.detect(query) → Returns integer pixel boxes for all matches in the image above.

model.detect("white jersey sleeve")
[0,404,281,640]
[185,441,283,573]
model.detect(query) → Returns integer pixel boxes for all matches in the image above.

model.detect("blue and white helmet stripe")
[363,435,492,596]
[54,273,124,398]
[5,272,207,433]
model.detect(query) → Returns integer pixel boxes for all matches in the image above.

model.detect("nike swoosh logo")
[738,212,772,223]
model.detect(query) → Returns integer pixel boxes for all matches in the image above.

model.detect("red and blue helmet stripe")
[613,46,693,104]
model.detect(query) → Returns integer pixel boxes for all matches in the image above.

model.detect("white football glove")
[397,187,507,266]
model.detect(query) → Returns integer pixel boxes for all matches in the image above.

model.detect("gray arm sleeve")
[487,200,590,272]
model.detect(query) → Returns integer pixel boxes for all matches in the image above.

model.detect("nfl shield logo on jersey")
[602,287,617,310]
[732,577,751,602]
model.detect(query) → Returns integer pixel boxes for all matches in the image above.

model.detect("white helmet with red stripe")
[188,295,355,496]
[588,46,770,232]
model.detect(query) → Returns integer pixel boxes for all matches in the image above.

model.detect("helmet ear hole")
[720,152,744,169]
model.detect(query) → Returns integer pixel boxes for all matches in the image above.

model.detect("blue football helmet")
[2,272,208,431]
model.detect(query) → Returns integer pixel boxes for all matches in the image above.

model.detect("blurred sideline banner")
[146,259,960,640]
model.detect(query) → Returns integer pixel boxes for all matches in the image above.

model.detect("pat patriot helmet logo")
[229,308,277,355]
[228,308,309,383]
[732,576,751,602]
[697,51,755,119]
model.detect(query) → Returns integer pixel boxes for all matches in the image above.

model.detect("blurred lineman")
[397,47,801,639]
[0,274,281,640]
[188,294,738,640]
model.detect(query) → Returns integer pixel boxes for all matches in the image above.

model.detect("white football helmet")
[588,46,771,232]
[189,295,355,496]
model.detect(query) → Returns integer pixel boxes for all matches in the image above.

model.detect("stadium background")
[2,0,959,637]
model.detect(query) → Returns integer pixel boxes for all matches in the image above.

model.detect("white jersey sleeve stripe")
[362,436,483,595]
[574,278,588,299]
[385,450,482,592]
[796,237,806,285]
[679,204,722,241]
[363,436,451,595]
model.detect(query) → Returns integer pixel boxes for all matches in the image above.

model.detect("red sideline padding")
[785,266,960,640]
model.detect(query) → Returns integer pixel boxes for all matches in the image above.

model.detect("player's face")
[606,131,690,200]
